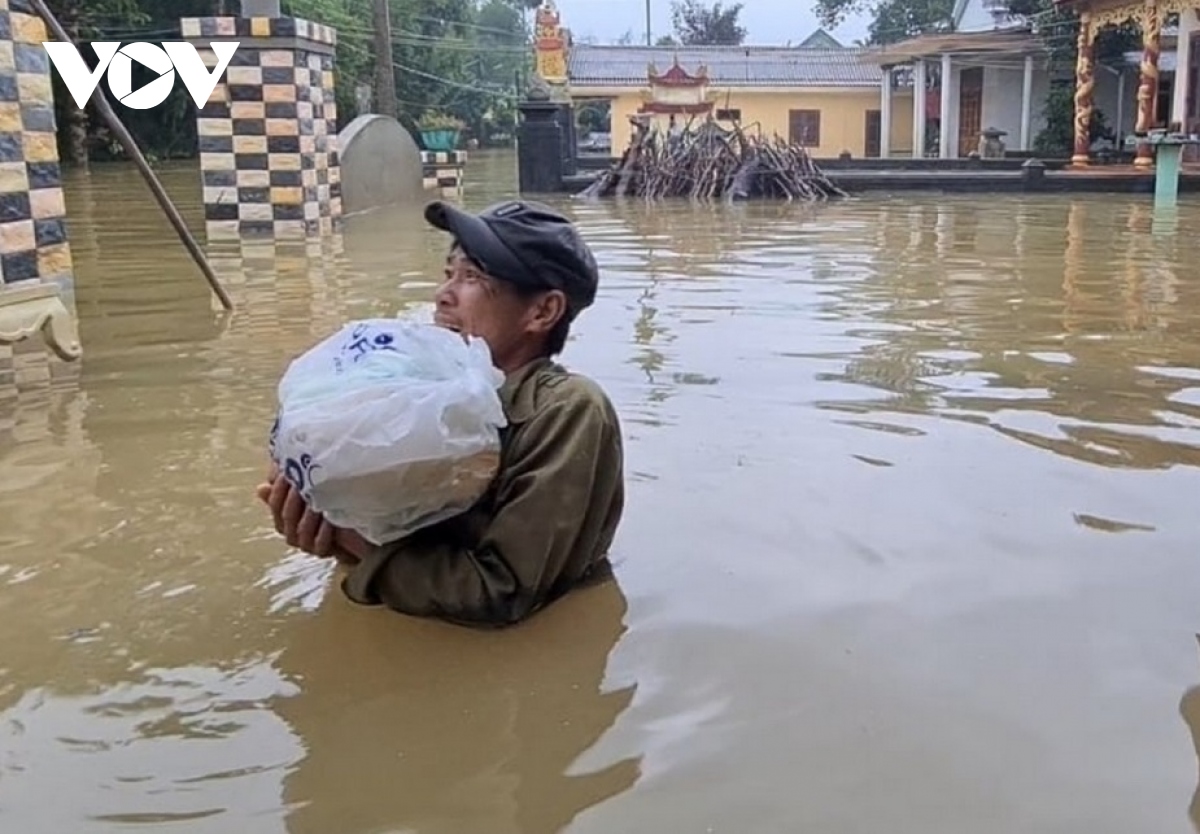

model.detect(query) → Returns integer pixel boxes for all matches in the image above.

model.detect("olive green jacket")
[341,358,625,627]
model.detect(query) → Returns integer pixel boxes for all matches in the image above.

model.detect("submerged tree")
[669,0,747,45]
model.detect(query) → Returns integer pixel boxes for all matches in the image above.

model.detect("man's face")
[433,246,565,371]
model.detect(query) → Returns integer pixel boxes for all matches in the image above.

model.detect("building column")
[1134,2,1164,167]
[939,53,953,158]
[880,64,893,158]
[181,12,343,239]
[912,60,927,159]
[1020,54,1035,150]
[1071,13,1096,167]
[517,99,565,194]
[1171,10,1198,126]
[0,0,81,392]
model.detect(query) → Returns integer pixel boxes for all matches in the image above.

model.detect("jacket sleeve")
[340,392,623,626]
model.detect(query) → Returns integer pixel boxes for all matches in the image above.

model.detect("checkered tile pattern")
[0,0,77,398]
[181,15,337,46]
[421,150,467,197]
[184,16,342,240]
[0,0,72,289]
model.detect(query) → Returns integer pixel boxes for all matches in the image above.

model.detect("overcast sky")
[550,0,872,47]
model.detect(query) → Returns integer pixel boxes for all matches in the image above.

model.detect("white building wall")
[979,63,1050,149]
[1092,66,1135,140]
[959,62,1133,152]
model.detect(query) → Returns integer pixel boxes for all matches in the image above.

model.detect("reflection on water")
[1185,637,1200,833]
[1,152,1198,833]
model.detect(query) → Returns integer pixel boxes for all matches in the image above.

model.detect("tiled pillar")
[420,150,467,197]
[0,0,79,396]
[181,15,343,239]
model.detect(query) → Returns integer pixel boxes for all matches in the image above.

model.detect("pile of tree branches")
[579,119,847,202]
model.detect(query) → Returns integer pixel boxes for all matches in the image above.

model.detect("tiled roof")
[567,44,882,88]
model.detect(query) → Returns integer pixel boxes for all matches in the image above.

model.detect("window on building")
[788,109,821,147]
[716,108,741,122]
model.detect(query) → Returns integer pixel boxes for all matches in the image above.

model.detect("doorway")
[957,66,984,157]
[865,109,882,157]
[1156,74,1174,129]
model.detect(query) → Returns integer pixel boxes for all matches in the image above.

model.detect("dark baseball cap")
[424,199,600,314]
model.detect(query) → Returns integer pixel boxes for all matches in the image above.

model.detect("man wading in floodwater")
[257,200,625,627]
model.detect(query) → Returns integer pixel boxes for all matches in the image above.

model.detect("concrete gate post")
[181,5,343,240]
[517,99,564,194]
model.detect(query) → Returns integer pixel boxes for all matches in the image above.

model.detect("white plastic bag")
[268,319,508,546]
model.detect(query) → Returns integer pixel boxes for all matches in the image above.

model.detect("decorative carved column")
[1072,13,1096,167]
[1134,0,1164,167]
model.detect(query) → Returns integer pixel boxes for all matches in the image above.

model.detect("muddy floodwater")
[1,150,1199,833]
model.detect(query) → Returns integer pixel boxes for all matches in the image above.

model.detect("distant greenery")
[44,0,533,165]
[669,0,747,45]
[1033,82,1117,157]
[1003,0,1137,156]
[812,0,953,45]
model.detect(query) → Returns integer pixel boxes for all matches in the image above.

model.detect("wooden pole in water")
[28,0,235,312]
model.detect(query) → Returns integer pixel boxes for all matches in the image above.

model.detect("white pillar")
[880,65,892,158]
[1172,10,1198,126]
[912,60,927,158]
[1020,54,1034,149]
[939,53,953,158]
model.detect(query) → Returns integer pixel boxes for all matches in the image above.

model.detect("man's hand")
[261,474,337,557]
[255,462,371,566]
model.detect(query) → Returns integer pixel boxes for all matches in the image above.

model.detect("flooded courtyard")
[1,150,1199,833]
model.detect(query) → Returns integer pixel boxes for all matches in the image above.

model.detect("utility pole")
[645,0,651,45]
[373,0,398,118]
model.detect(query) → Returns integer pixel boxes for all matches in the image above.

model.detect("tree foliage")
[669,0,747,45]
[41,0,531,162]
[812,0,952,45]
